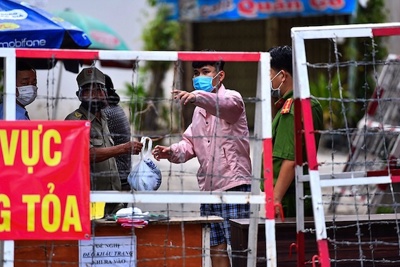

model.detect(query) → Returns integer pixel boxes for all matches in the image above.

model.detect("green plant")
[311,0,387,131]
[376,206,394,214]
[310,73,350,130]
[125,80,147,132]
[342,0,387,127]
[126,0,182,136]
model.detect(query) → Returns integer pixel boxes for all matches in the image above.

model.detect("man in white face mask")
[261,45,323,219]
[0,60,38,120]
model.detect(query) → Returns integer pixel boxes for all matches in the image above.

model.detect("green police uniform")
[271,91,323,217]
[65,104,121,191]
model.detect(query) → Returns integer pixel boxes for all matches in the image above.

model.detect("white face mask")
[17,85,38,106]
[270,70,283,98]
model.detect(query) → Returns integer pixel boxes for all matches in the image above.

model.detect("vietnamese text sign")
[163,0,357,21]
[0,121,91,240]
[79,236,136,266]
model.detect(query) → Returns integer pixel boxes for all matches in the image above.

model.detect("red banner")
[0,121,91,240]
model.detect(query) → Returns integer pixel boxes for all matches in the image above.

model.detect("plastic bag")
[128,137,162,191]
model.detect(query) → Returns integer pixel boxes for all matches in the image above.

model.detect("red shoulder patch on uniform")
[274,98,286,109]
[280,98,293,114]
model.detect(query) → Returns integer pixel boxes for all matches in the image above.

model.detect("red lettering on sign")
[238,0,258,17]
[309,0,345,10]
[238,0,304,17]
[287,0,303,11]
[275,0,286,11]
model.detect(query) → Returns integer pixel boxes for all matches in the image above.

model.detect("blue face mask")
[192,76,214,92]
[192,72,221,92]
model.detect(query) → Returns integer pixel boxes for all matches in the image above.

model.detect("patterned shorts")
[200,184,251,247]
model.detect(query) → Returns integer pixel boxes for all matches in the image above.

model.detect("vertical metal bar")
[292,29,330,267]
[246,53,264,267]
[2,49,16,120]
[1,48,16,267]
[258,52,277,267]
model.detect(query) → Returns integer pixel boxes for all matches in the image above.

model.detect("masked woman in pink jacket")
[152,54,252,267]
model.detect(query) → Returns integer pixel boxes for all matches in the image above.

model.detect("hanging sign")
[79,236,136,266]
[163,0,357,21]
[0,121,91,240]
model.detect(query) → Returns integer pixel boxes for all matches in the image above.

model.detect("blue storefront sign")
[162,0,357,21]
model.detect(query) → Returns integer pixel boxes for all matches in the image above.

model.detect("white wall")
[385,0,400,56]
[25,0,157,120]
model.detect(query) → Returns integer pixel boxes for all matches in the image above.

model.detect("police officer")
[65,66,143,216]
[266,46,323,218]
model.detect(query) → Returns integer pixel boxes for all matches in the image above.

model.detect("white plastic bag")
[128,137,162,191]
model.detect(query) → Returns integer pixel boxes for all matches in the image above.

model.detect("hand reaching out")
[274,201,284,221]
[172,89,196,105]
[123,141,143,155]
[152,145,171,161]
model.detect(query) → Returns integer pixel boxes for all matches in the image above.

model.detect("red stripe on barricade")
[296,231,305,267]
[367,169,400,178]
[263,138,275,219]
[16,48,99,60]
[317,239,331,267]
[391,175,400,183]
[301,98,319,171]
[294,98,304,166]
[372,27,400,37]
[178,52,260,62]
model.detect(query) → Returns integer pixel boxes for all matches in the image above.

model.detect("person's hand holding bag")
[128,137,162,191]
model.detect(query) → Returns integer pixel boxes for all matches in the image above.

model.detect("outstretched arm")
[90,141,143,163]
[152,145,171,161]
[171,88,244,124]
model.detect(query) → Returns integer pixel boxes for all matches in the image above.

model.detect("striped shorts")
[200,184,251,246]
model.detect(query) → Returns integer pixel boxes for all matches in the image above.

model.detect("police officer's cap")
[76,67,105,88]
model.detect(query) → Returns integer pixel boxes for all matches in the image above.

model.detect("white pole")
[52,61,64,119]
[1,48,16,267]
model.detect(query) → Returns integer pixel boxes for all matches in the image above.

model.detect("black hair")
[191,49,225,71]
[104,74,120,105]
[16,60,35,73]
[105,73,114,89]
[268,45,292,76]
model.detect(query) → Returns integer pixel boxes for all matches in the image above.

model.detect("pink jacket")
[169,85,252,191]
